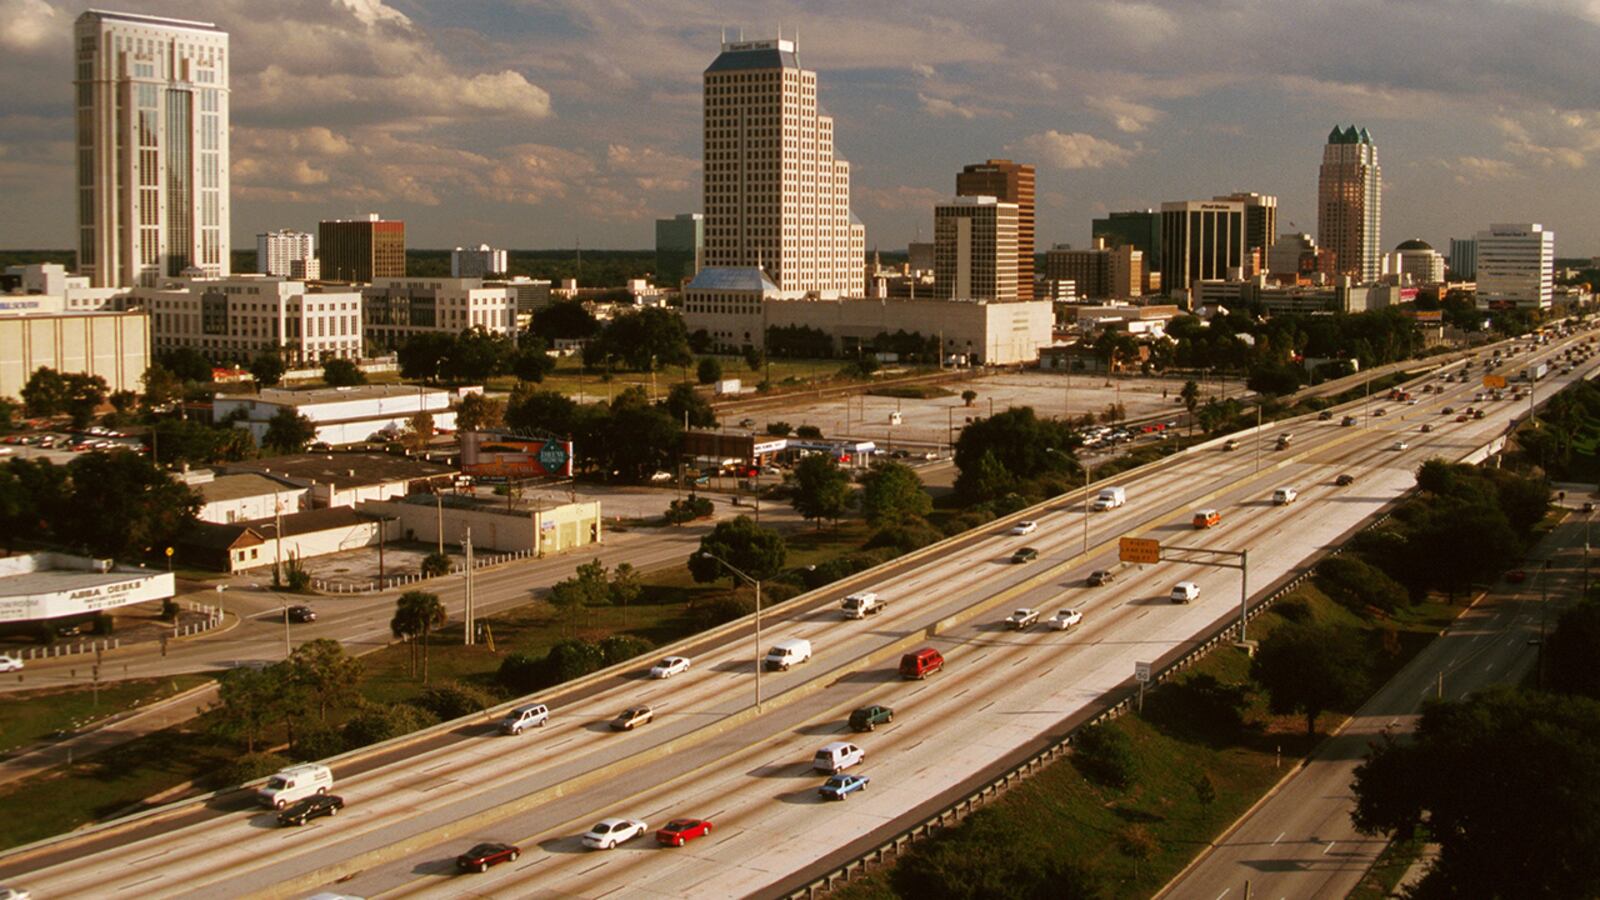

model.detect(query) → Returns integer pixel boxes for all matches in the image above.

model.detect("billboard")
[461,431,574,481]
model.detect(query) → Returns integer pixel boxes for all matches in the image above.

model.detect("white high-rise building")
[702,36,864,296]
[451,244,508,278]
[75,11,230,288]
[934,196,1019,301]
[1475,223,1554,309]
[257,230,316,279]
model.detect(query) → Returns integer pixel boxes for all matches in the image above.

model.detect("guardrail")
[310,548,541,594]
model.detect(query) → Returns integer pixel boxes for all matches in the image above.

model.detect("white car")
[582,817,648,850]
[0,888,31,900]
[648,656,691,679]
[1009,520,1038,536]
[1392,440,1410,451]
[0,656,21,674]
[1050,609,1084,631]
[1006,608,1041,630]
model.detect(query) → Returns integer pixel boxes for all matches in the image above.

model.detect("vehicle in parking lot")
[1170,581,1200,604]
[656,818,713,846]
[276,794,344,826]
[813,741,865,773]
[500,702,550,734]
[284,605,316,623]
[610,705,654,730]
[456,842,520,872]
[1009,520,1038,536]
[849,704,894,731]
[899,648,944,679]
[0,655,22,674]
[1006,608,1040,629]
[1010,547,1039,564]
[649,656,691,679]
[819,773,870,800]
[1192,509,1221,528]
[1087,569,1114,586]
[582,818,648,849]
[1335,473,1355,486]
[1050,609,1083,631]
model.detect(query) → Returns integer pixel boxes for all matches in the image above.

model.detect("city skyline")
[3,1,1599,255]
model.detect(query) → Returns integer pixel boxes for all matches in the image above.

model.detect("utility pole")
[1254,404,1262,474]
[435,493,444,557]
[698,551,764,710]
[1082,457,1093,557]
[463,528,475,645]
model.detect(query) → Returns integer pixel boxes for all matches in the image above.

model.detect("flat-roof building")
[319,214,405,283]
[213,385,460,448]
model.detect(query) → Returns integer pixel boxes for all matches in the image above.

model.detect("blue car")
[819,773,870,800]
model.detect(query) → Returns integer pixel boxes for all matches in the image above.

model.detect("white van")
[257,763,333,809]
[1170,581,1200,604]
[813,741,865,773]
[764,638,813,671]
[499,702,550,735]
[1272,487,1298,505]
[840,592,885,619]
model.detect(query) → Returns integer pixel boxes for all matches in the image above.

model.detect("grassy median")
[0,675,212,758]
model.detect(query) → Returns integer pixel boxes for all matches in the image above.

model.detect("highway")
[1,329,1591,899]
[1158,504,1585,899]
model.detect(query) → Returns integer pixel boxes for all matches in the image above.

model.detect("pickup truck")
[840,592,885,619]
[1006,608,1041,630]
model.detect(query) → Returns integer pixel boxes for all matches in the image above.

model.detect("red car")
[456,841,520,872]
[1505,570,1527,584]
[656,818,713,847]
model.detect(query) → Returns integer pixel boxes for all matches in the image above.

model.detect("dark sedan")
[284,605,316,623]
[276,794,343,826]
[456,841,520,872]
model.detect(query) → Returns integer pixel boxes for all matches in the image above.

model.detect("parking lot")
[0,428,143,464]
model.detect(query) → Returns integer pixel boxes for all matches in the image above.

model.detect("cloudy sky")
[4,0,1599,256]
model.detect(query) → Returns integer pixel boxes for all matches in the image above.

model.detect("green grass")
[0,675,212,756]
[1348,830,1431,900]
[834,581,1470,899]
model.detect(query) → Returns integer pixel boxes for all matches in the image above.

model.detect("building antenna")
[721,26,726,43]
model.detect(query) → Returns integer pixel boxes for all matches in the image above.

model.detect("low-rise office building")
[0,297,149,398]
[0,552,175,626]
[362,277,518,350]
[214,385,459,448]
[222,449,458,507]
[359,493,602,555]
[138,275,363,364]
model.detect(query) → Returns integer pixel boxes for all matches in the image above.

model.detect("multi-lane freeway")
[1,329,1593,899]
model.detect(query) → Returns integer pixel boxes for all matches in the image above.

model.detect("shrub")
[942,508,997,536]
[1073,722,1136,789]
[599,634,654,666]
[213,751,291,789]
[420,552,451,578]
[1316,554,1409,613]
[1145,673,1249,738]
[766,421,792,436]
[291,727,348,762]
[689,594,754,631]
[1274,599,1313,623]
[342,702,438,747]
[795,425,822,439]
[412,681,496,720]
[160,598,180,622]
[497,652,543,693]
[761,582,802,604]
[541,638,607,683]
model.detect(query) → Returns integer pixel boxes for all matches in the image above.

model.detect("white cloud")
[1015,130,1139,169]
[336,0,412,30]
[1086,96,1162,133]
[856,185,946,211]
[918,93,977,120]
[0,0,61,52]
[1443,156,1522,184]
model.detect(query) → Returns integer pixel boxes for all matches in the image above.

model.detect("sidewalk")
[0,681,218,788]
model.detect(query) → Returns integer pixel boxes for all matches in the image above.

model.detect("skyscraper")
[257,230,316,279]
[1317,125,1382,282]
[1475,224,1554,309]
[934,196,1018,301]
[75,10,231,288]
[655,213,704,286]
[1159,199,1246,299]
[702,36,863,296]
[1214,192,1278,265]
[319,215,405,283]
[956,159,1035,300]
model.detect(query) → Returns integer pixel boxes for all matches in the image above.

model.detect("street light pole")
[698,551,764,710]
[1082,457,1093,557]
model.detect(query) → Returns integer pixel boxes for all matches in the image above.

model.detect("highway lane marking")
[1214,890,1229,899]
[1036,665,1056,678]
[118,874,163,891]
[516,856,548,871]
[978,700,996,712]
[1323,841,1337,855]
[422,760,452,772]
[579,859,612,876]
[132,849,171,863]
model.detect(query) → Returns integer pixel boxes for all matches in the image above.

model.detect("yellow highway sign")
[1119,537,1161,565]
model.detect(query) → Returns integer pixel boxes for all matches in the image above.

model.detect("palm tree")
[391,590,447,682]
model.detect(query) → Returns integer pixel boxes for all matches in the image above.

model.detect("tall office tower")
[1092,210,1161,290]
[702,36,863,296]
[1475,223,1554,309]
[655,213,704,285]
[956,159,1035,300]
[1159,199,1246,299]
[1448,237,1478,279]
[933,196,1018,301]
[1214,192,1277,262]
[75,11,230,288]
[319,214,405,283]
[1318,125,1382,282]
[257,230,315,278]
[451,244,508,278]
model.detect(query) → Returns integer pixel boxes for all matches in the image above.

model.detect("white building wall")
[1476,223,1554,309]
[257,230,315,277]
[140,276,362,363]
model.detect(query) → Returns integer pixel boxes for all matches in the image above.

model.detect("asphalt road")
[1,330,1591,899]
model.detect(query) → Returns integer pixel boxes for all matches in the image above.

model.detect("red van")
[899,648,945,680]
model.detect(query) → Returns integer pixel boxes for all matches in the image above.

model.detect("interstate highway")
[2,332,1593,899]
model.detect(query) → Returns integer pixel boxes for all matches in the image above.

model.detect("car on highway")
[899,647,944,679]
[1342,415,1358,426]
[1585,502,1596,513]
[1474,410,1486,419]
[849,704,895,731]
[1192,509,1221,528]
[1373,407,1387,416]
[813,741,865,773]
[1006,608,1041,630]
[1420,424,1433,433]
[499,702,550,734]
[1392,440,1409,451]
[276,794,344,827]
[1442,406,1455,414]
[649,656,691,679]
[1505,569,1527,584]
[818,773,870,800]
[0,888,32,900]
[1335,473,1356,486]
[1317,410,1333,421]
[1456,414,1470,422]
[1170,581,1200,604]
[922,450,939,460]
[284,605,316,623]
[582,817,648,849]
[1050,609,1084,631]
[738,418,756,427]
[1009,520,1038,535]
[456,842,520,872]
[1222,438,1239,451]
[656,818,713,847]
[1010,547,1039,564]
[1087,569,1115,586]
[610,705,654,731]
[0,655,23,674]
